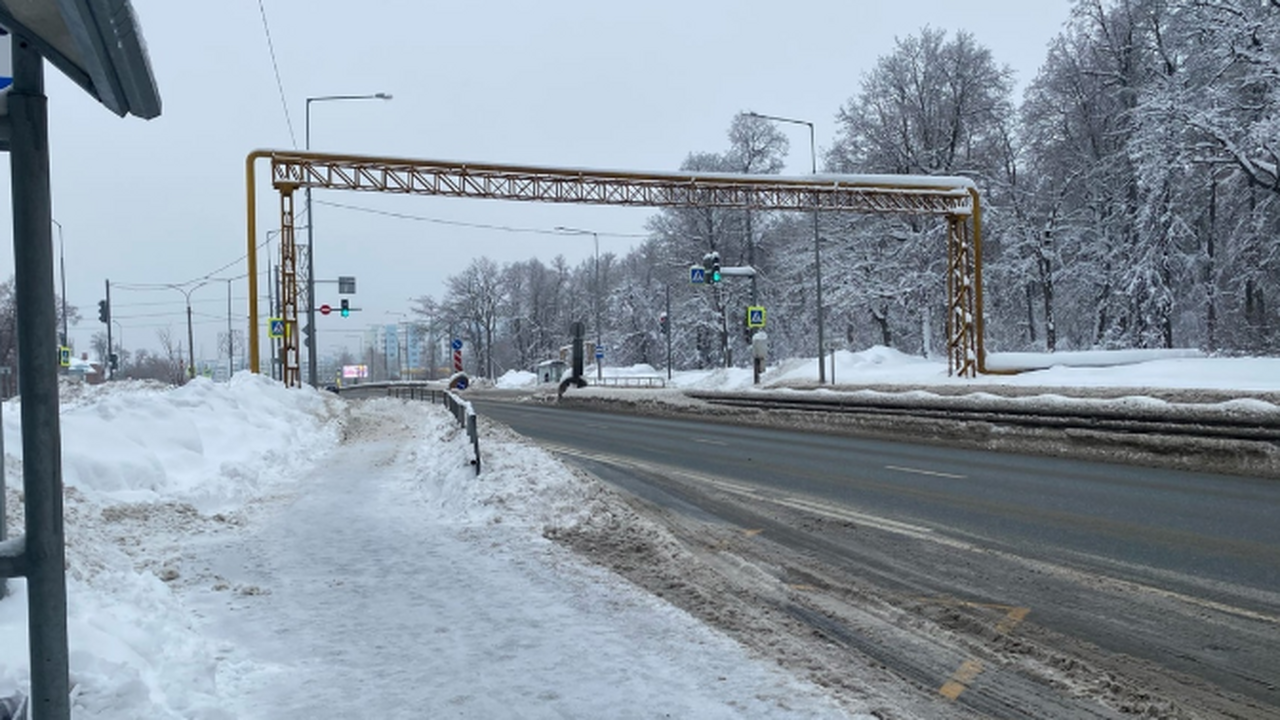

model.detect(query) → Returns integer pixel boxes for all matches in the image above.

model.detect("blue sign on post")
[451,338,463,351]
[690,267,706,284]
[268,318,285,339]
[595,348,605,360]
[747,306,766,328]
[0,31,11,95]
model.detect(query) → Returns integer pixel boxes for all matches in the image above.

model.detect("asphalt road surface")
[471,396,1280,718]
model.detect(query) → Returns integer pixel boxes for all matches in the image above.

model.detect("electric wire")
[313,199,649,238]
[256,0,297,148]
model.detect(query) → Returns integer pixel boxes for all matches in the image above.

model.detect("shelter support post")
[9,32,72,720]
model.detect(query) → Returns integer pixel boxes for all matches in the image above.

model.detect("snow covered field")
[2,349,1278,718]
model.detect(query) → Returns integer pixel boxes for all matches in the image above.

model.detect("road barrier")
[342,383,481,475]
[594,376,666,388]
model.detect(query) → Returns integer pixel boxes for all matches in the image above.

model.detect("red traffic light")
[319,304,332,316]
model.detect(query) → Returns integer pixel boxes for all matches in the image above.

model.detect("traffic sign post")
[319,304,331,316]
[58,346,70,367]
[268,318,285,339]
[689,266,705,284]
[747,306,766,328]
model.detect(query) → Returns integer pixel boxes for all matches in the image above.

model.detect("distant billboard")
[342,364,369,379]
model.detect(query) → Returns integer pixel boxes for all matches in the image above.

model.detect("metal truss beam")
[246,150,986,382]
[267,153,974,216]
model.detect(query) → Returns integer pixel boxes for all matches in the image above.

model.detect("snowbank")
[1,375,344,718]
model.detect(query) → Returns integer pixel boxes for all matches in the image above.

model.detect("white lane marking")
[885,464,967,479]
[540,442,1280,626]
[693,438,729,446]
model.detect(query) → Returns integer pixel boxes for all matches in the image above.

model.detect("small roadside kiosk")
[535,359,567,384]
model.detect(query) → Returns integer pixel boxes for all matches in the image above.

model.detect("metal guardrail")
[343,383,481,475]
[594,376,666,388]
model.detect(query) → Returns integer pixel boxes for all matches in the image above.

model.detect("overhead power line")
[257,0,297,148]
[313,199,650,239]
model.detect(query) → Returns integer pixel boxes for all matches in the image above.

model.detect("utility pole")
[666,284,672,381]
[227,279,233,378]
[104,280,113,380]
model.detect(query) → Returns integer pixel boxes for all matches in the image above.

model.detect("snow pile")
[495,369,537,388]
[1,375,343,718]
[45,374,342,509]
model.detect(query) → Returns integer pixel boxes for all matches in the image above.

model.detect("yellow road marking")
[939,659,984,700]
[743,528,763,537]
[996,606,1031,634]
[788,583,816,591]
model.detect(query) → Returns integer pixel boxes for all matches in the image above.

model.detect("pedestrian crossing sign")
[268,318,285,339]
[747,306,766,328]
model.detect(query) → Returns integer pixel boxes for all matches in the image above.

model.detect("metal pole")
[104,280,113,380]
[300,93,390,388]
[269,259,277,380]
[745,112,825,384]
[594,232,602,382]
[10,33,72,719]
[305,100,318,387]
[112,320,123,376]
[227,279,233,378]
[1,389,6,599]
[808,122,825,385]
[186,294,195,379]
[53,219,66,347]
[665,284,672,380]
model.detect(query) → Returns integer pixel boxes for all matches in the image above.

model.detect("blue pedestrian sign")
[690,266,706,284]
[595,348,605,360]
[0,31,11,96]
[747,306,766,329]
[268,317,285,339]
[451,338,463,351]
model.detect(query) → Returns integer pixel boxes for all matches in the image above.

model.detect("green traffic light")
[341,308,350,317]
[711,270,722,283]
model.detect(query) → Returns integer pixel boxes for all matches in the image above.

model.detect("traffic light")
[710,257,722,284]
[340,299,350,317]
[97,299,110,324]
[659,313,669,335]
[109,353,119,371]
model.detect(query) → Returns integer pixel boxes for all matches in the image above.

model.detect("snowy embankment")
[498,346,1280,408]
[1,375,875,719]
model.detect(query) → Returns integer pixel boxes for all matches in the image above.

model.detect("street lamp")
[745,111,826,384]
[304,92,392,387]
[163,278,230,380]
[51,218,67,348]
[555,226,602,382]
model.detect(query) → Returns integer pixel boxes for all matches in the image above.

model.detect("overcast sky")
[0,0,1073,362]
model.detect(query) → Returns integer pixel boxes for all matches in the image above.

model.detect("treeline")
[414,0,1278,378]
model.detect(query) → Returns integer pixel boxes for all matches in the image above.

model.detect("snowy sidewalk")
[180,398,853,719]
